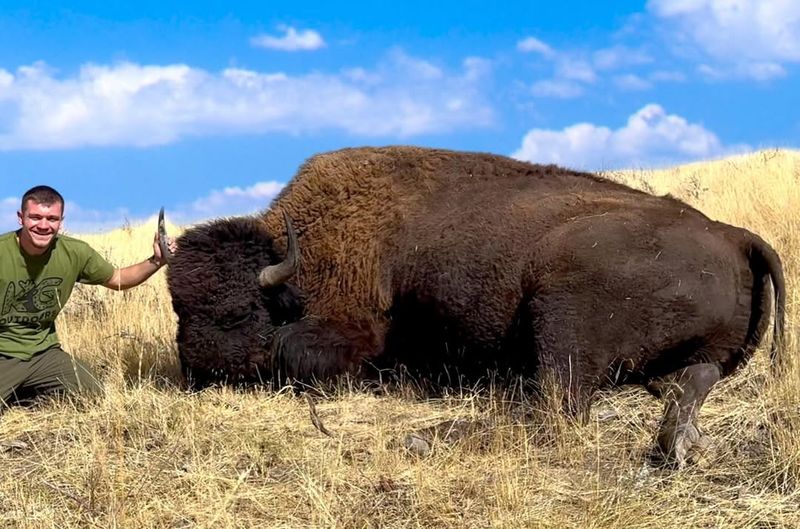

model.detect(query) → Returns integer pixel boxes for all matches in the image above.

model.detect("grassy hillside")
[1,150,797,528]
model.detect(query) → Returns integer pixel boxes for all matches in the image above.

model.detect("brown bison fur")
[167,146,785,466]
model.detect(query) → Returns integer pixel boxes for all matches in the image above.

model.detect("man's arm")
[103,256,163,290]
[102,231,175,291]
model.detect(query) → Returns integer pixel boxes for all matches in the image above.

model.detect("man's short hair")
[21,185,64,213]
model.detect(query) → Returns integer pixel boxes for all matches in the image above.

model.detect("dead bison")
[165,146,785,466]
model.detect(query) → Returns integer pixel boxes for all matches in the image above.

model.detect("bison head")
[165,213,304,387]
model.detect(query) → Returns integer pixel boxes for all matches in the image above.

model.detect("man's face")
[17,200,64,254]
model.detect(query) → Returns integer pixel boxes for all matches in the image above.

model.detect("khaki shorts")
[0,346,103,406]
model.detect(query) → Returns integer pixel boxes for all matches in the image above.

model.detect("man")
[0,185,175,408]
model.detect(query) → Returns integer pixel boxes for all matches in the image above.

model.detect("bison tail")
[746,232,786,368]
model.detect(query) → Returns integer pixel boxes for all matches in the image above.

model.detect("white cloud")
[250,26,326,51]
[0,196,18,233]
[462,57,493,81]
[697,61,787,81]
[518,42,657,99]
[649,70,687,82]
[648,0,800,79]
[0,52,494,150]
[512,104,746,170]
[614,74,652,90]
[527,53,602,100]
[60,202,136,234]
[0,69,13,88]
[527,54,599,99]
[389,49,443,80]
[556,59,597,83]
[341,68,376,84]
[592,46,652,70]
[531,79,584,99]
[517,36,556,58]
[186,181,284,217]
[517,2,799,88]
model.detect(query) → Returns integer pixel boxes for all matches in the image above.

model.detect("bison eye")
[221,313,252,330]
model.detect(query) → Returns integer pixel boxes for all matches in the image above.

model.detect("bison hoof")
[685,433,713,465]
[651,423,711,469]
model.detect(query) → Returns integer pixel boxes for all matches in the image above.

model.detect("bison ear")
[263,284,305,325]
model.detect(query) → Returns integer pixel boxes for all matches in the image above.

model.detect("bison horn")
[157,207,173,264]
[258,210,299,287]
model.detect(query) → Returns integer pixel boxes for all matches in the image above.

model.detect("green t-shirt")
[0,231,115,360]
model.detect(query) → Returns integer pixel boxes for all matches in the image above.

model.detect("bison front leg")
[647,363,721,468]
[271,317,381,383]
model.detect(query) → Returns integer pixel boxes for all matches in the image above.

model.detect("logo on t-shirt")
[1,277,64,325]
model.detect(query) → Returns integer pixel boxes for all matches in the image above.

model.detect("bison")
[164,146,785,466]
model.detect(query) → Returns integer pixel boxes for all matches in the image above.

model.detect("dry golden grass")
[1,150,798,528]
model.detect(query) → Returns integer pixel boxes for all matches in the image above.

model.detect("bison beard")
[166,146,785,467]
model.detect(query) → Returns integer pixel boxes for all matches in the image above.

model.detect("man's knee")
[30,347,105,398]
[61,360,104,397]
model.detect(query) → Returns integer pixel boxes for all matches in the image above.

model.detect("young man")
[0,185,175,408]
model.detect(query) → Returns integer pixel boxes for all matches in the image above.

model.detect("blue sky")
[1,0,798,233]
